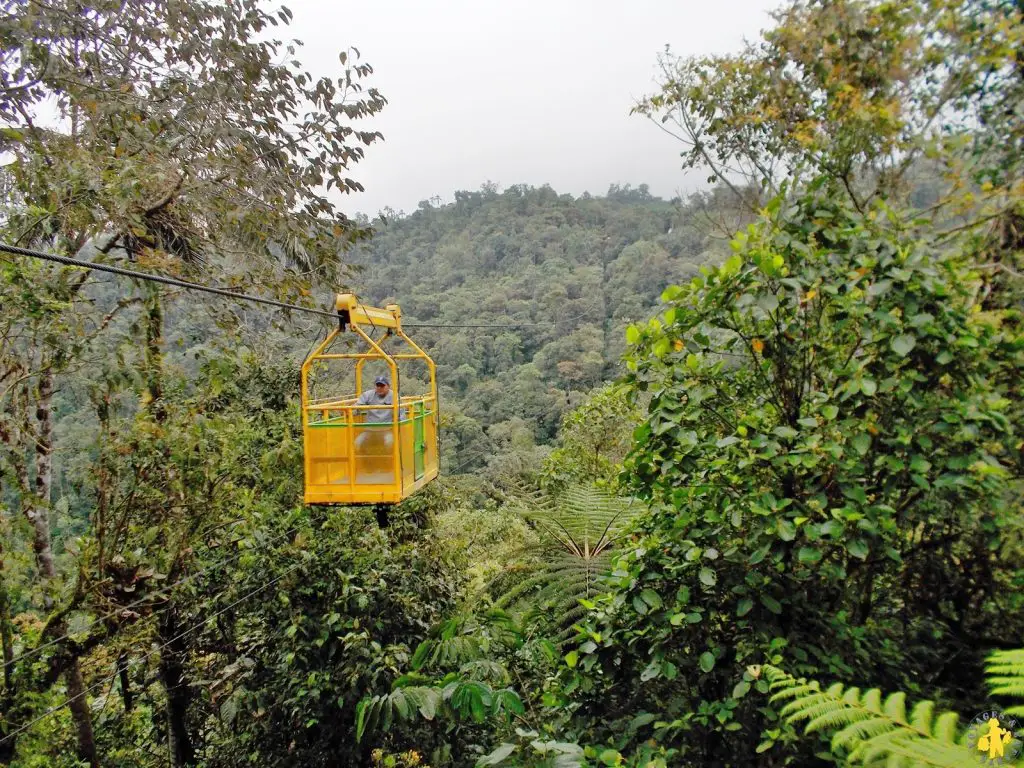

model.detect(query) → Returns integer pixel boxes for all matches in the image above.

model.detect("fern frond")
[759,665,977,768]
[883,692,908,724]
[516,484,638,558]
[851,728,970,768]
[987,649,1024,713]
[806,704,869,734]
[770,681,823,702]
[908,700,935,733]
[880,753,912,768]
[863,688,883,714]
[986,649,1024,673]
[843,687,864,705]
[501,476,554,515]
[832,715,895,748]
[778,690,839,719]
[929,712,959,744]
[987,677,1024,697]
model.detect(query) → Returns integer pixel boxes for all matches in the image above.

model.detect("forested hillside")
[348,183,743,473]
[1,0,1023,767]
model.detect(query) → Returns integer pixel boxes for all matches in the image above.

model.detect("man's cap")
[374,375,389,386]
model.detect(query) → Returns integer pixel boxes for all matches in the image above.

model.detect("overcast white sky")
[288,0,780,217]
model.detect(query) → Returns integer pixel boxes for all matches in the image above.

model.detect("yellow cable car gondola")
[301,294,439,511]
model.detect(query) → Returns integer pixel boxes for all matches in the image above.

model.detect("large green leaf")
[478,743,517,766]
[699,567,718,587]
[846,539,869,560]
[890,333,916,357]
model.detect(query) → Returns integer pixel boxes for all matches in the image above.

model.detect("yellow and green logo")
[966,710,1022,765]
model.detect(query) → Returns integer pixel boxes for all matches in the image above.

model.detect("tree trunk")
[145,287,194,764]
[24,373,56,584]
[144,288,191,762]
[65,663,100,768]
[144,287,165,422]
[25,368,101,767]
[0,554,13,692]
[94,389,113,576]
[1,389,30,763]
[117,653,133,713]
[158,607,196,767]
[0,397,18,693]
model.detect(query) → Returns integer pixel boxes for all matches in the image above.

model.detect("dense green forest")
[1,0,1023,767]
[347,182,746,475]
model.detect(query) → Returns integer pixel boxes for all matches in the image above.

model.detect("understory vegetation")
[1,0,1022,766]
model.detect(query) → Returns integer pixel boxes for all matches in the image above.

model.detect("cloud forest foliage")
[0,0,1022,766]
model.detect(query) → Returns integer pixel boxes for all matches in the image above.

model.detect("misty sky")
[289,0,780,217]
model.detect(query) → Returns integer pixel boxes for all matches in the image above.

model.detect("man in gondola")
[356,375,398,422]
[354,376,405,481]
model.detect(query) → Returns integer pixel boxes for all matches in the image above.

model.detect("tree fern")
[752,647,1024,767]
[489,482,639,643]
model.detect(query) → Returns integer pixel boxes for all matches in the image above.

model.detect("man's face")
[375,382,389,396]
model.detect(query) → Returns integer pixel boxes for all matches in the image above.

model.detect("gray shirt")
[355,389,405,423]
